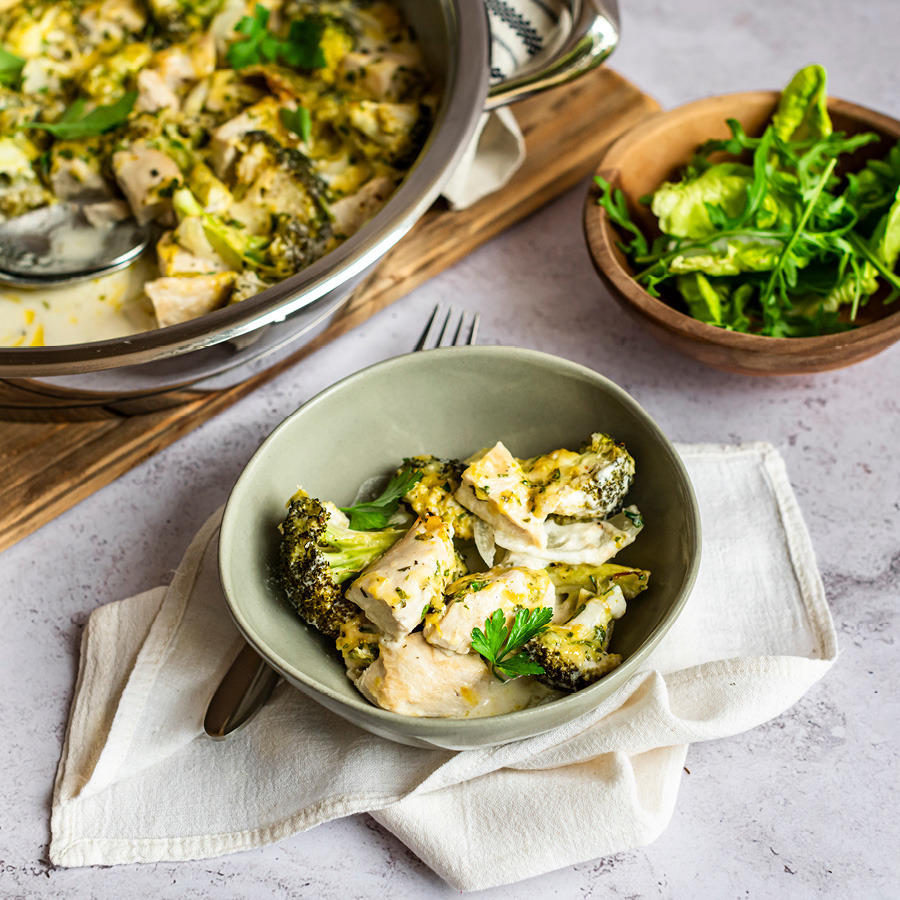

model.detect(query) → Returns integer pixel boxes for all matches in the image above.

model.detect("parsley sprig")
[226,5,326,70]
[339,469,422,531]
[25,92,136,140]
[471,606,553,681]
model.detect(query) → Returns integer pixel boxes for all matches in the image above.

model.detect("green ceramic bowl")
[219,346,701,749]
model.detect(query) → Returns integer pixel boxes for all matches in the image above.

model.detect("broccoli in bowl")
[277,433,652,719]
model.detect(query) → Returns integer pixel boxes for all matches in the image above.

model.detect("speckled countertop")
[2,2,899,897]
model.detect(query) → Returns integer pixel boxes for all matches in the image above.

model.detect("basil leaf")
[0,47,25,88]
[26,92,136,139]
[339,469,422,531]
[279,106,312,143]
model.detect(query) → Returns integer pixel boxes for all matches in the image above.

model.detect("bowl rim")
[584,89,900,357]
[0,1,490,376]
[218,345,702,736]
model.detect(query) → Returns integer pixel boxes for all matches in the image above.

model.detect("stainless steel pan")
[0,0,619,415]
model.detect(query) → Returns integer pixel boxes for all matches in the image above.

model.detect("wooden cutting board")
[0,68,659,554]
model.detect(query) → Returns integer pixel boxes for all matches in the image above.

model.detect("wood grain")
[0,68,659,554]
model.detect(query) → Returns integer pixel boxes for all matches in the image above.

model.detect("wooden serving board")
[0,69,659,554]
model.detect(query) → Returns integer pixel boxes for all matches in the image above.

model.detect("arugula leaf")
[279,106,312,143]
[25,92,136,139]
[594,176,648,257]
[0,47,25,88]
[339,469,422,531]
[471,606,553,682]
[226,4,325,70]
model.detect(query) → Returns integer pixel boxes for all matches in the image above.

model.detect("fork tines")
[416,304,480,351]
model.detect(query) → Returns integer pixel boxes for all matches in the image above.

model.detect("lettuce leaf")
[772,64,832,143]
[651,163,755,239]
[669,238,782,276]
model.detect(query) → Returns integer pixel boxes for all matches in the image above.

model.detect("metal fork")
[416,303,480,350]
[204,305,479,739]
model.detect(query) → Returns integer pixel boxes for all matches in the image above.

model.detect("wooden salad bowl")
[583,91,900,375]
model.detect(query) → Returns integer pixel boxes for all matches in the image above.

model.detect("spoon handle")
[204,643,281,740]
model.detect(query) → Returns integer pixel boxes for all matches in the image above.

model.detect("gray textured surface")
[2,1,900,897]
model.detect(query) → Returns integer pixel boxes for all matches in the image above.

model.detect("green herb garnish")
[471,606,553,681]
[226,5,325,70]
[339,469,423,531]
[0,47,25,88]
[596,63,900,337]
[279,106,312,143]
[25,92,136,139]
[624,509,643,528]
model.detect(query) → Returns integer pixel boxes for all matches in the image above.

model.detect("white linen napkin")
[50,443,837,891]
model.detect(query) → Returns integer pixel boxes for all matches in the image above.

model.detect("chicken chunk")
[82,198,131,227]
[209,97,283,178]
[455,442,545,548]
[340,50,424,100]
[345,515,462,643]
[50,139,111,201]
[80,0,147,48]
[152,32,216,92]
[145,272,236,327]
[113,143,183,225]
[156,228,232,276]
[424,566,555,655]
[354,633,494,717]
[501,506,644,566]
[136,69,181,114]
[329,175,395,238]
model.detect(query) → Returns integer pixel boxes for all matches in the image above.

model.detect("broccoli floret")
[278,489,405,639]
[547,562,650,619]
[147,0,225,40]
[524,432,635,520]
[396,455,475,540]
[524,585,626,691]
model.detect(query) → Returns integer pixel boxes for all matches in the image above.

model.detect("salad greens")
[597,64,900,336]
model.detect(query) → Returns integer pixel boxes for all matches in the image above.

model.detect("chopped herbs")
[226,4,326,70]
[624,509,643,528]
[339,469,423,531]
[25,92,137,139]
[597,64,900,337]
[471,606,554,681]
[280,106,313,143]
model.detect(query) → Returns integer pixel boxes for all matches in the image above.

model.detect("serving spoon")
[0,201,152,287]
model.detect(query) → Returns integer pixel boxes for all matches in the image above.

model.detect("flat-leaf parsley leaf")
[471,606,553,681]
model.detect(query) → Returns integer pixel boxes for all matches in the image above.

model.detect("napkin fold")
[50,443,837,891]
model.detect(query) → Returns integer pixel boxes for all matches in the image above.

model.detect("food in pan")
[278,434,651,718]
[0,0,434,345]
[596,64,900,337]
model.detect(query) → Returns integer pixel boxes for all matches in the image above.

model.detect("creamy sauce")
[462,675,559,719]
[0,257,156,346]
